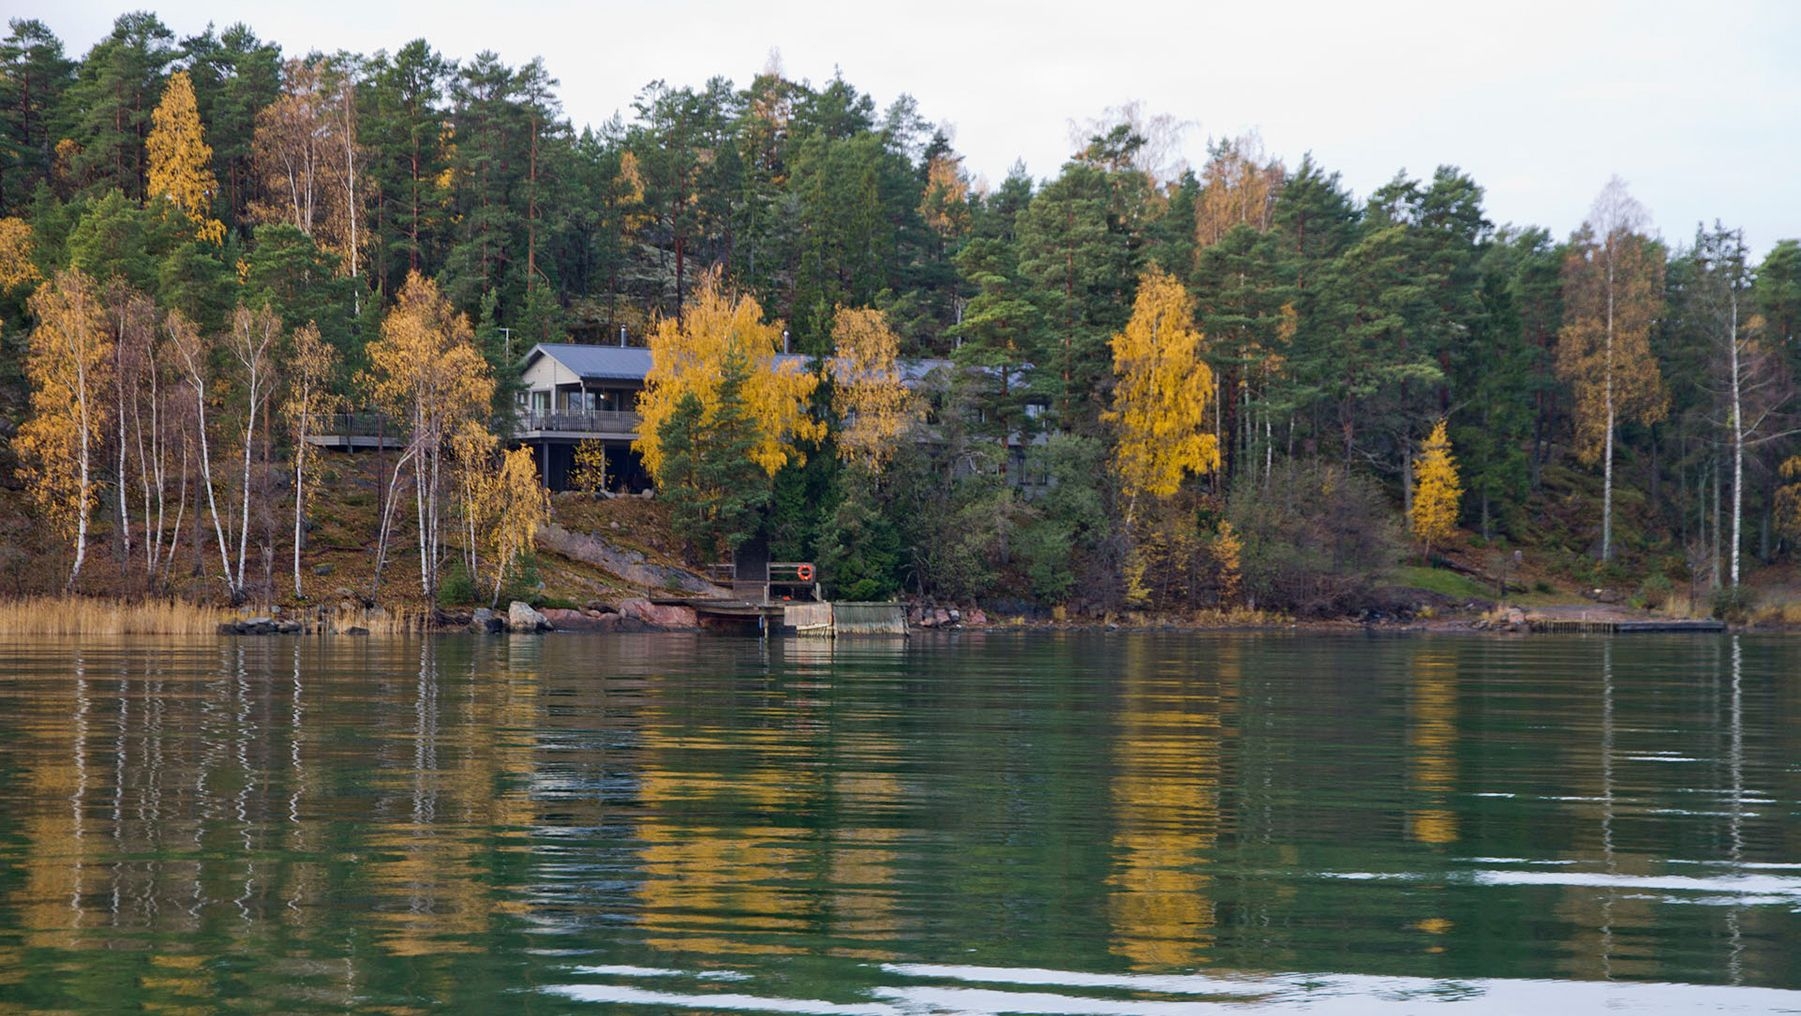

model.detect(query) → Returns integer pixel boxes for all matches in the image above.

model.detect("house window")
[531,390,550,416]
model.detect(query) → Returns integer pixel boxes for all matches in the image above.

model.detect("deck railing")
[304,410,643,441]
[517,409,642,435]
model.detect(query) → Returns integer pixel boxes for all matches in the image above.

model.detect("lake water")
[0,632,1796,1014]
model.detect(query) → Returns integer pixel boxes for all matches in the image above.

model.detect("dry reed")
[0,596,235,636]
[0,596,436,636]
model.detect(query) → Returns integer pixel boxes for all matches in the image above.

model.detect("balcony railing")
[303,410,643,442]
[305,412,391,437]
[517,409,642,435]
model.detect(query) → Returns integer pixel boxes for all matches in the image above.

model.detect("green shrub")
[1226,460,1400,616]
[498,552,544,604]
[1636,572,1673,610]
[437,561,477,607]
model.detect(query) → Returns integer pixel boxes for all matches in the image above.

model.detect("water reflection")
[0,633,1797,1013]
[1106,637,1219,969]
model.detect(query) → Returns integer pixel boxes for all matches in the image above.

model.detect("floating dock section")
[833,602,908,636]
[783,602,834,636]
[782,601,908,636]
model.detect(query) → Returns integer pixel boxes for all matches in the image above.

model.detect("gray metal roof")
[529,343,964,387]
[527,343,654,382]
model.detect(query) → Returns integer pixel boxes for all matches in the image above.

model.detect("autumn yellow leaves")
[14,266,548,605]
[1103,263,1461,602]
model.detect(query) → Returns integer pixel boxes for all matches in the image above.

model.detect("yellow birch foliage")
[282,322,340,438]
[1213,520,1243,607]
[364,272,493,435]
[0,217,41,293]
[569,439,610,495]
[486,446,551,599]
[1195,133,1283,248]
[1104,265,1219,504]
[147,71,225,244]
[830,306,920,471]
[1775,457,1801,541]
[1410,419,1461,551]
[634,269,822,480]
[919,151,971,240]
[1556,222,1668,464]
[17,268,113,560]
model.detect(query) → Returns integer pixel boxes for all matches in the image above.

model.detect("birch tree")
[223,303,280,601]
[1410,418,1461,559]
[252,57,364,278]
[166,309,235,596]
[635,269,822,482]
[1104,265,1218,606]
[364,271,493,599]
[485,446,550,605]
[17,268,112,590]
[1691,225,1791,587]
[1556,178,1666,562]
[105,283,157,574]
[830,306,920,472]
[1104,265,1219,515]
[281,321,338,598]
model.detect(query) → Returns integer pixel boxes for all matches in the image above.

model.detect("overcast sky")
[24,0,1801,256]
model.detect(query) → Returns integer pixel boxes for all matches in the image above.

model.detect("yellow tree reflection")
[1106,638,1221,969]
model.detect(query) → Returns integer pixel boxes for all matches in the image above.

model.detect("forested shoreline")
[3,12,1801,619]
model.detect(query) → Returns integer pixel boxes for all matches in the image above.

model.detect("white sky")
[24,0,1801,256]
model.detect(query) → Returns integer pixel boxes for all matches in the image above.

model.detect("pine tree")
[0,19,76,214]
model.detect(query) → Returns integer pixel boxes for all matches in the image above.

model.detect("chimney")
[782,329,790,354]
[619,325,627,347]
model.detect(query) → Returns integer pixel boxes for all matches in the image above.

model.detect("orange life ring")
[796,564,815,582]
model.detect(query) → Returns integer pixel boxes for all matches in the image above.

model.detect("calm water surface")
[0,632,1796,1013]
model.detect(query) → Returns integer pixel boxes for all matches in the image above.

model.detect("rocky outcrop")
[541,607,627,631]
[535,524,728,596]
[619,598,699,629]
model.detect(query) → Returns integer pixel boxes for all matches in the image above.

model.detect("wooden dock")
[1526,616,1727,634]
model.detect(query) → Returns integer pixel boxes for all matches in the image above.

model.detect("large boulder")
[507,600,552,633]
[619,598,698,629]
[470,607,505,634]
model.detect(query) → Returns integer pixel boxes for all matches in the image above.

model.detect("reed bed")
[0,596,437,635]
[0,596,235,635]
[329,605,433,635]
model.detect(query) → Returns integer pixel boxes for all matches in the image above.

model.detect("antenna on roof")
[499,326,512,360]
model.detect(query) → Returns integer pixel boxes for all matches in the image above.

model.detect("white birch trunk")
[1601,240,1617,562]
[292,392,309,599]
[1728,292,1743,588]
